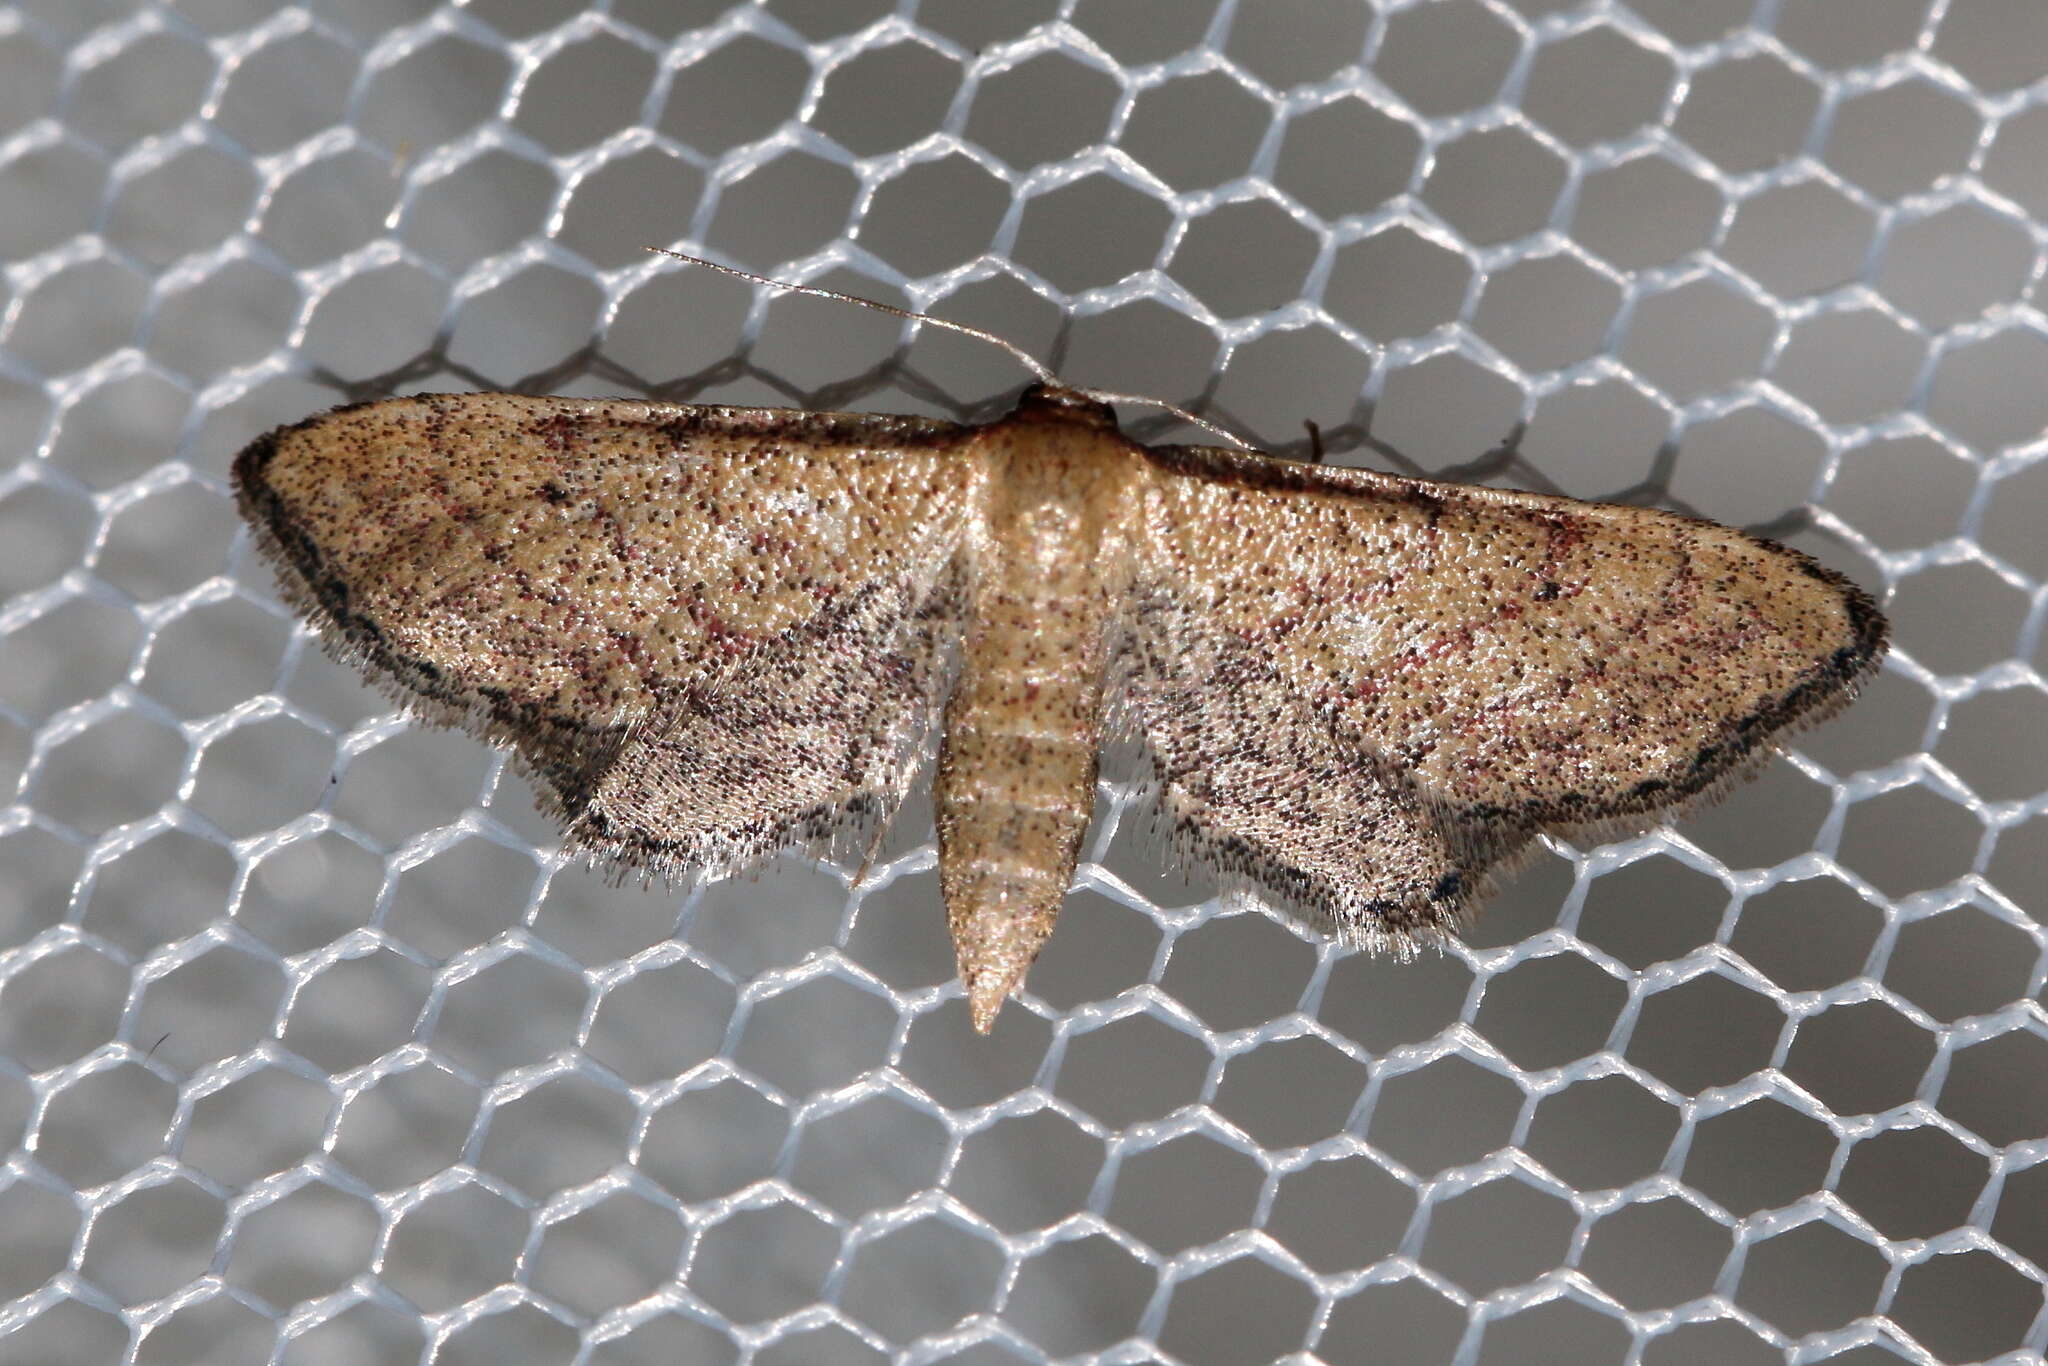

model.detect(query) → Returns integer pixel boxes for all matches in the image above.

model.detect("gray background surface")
[2,0,2046,1363]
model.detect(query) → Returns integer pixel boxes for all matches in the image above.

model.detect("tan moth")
[233,259,1888,1031]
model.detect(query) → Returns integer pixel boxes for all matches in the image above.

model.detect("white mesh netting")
[4,0,2048,1362]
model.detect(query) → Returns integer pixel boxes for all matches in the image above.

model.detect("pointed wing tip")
[232,418,306,555]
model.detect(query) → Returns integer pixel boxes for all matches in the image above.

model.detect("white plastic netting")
[3,1,2047,1362]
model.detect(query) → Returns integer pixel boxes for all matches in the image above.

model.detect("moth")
[233,263,1887,1031]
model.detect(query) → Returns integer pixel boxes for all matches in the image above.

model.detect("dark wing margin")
[1115,588,1520,949]
[234,393,979,876]
[1120,441,1888,945]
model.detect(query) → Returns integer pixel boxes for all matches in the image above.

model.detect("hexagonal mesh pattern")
[3,1,2046,1362]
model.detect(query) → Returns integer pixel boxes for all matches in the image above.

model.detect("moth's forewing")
[235,394,978,874]
[1123,443,1887,939]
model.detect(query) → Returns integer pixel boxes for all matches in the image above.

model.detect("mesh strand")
[2,1,2047,1362]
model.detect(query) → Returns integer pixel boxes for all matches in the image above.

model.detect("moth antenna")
[647,248,1060,387]
[648,250,1257,452]
[1074,387,1255,452]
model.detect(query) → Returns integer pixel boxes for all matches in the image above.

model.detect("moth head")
[1012,383,1121,430]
